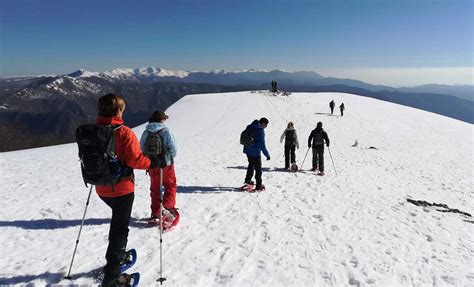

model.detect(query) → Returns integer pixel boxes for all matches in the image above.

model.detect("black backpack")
[240,127,255,146]
[143,128,167,157]
[285,129,296,145]
[76,124,128,186]
[313,130,324,145]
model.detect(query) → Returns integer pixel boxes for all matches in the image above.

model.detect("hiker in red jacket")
[95,93,162,286]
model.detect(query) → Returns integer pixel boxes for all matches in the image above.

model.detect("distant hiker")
[307,121,330,175]
[329,100,335,115]
[339,102,345,117]
[140,110,179,229]
[88,93,162,286]
[271,80,278,92]
[243,117,271,191]
[280,121,299,170]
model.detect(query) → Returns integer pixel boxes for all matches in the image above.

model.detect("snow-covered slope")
[0,91,472,286]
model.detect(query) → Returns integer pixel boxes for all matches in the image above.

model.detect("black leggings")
[312,146,325,172]
[245,155,262,187]
[284,145,296,168]
[100,192,134,282]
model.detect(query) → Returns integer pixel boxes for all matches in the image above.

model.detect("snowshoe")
[249,184,265,193]
[240,183,255,192]
[162,207,180,232]
[317,171,325,176]
[148,208,180,232]
[290,163,298,172]
[119,249,137,273]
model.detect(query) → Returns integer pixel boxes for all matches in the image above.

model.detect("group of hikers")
[78,93,339,286]
[242,116,331,191]
[77,93,180,286]
[329,99,345,116]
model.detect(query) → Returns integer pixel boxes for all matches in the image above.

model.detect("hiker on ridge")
[243,117,271,191]
[93,94,163,286]
[307,121,330,175]
[280,121,299,170]
[329,100,335,115]
[339,102,345,117]
[140,110,179,230]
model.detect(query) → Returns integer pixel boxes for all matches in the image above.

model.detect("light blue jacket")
[140,122,177,165]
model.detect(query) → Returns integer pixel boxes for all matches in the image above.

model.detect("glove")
[326,143,330,147]
[266,156,270,161]
[149,155,166,169]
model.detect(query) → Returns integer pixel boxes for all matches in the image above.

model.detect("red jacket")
[95,116,151,197]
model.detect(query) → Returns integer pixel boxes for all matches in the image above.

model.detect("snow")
[0,91,473,286]
[74,69,99,78]
[133,67,189,78]
[101,68,136,78]
[101,67,189,80]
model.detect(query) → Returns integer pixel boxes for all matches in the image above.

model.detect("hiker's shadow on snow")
[227,166,271,171]
[178,185,240,194]
[0,272,64,285]
[0,268,100,285]
[314,112,340,117]
[0,218,109,230]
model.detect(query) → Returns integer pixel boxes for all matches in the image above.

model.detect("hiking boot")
[244,180,255,185]
[317,171,325,176]
[255,184,265,191]
[119,249,134,266]
[310,168,317,172]
[102,273,133,287]
[116,273,134,286]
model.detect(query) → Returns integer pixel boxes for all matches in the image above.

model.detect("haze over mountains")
[0,67,472,152]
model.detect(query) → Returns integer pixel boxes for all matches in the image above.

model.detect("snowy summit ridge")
[0,91,472,286]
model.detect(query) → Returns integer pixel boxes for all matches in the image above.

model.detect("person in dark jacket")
[339,102,345,117]
[329,100,335,115]
[280,121,299,170]
[243,117,270,190]
[307,121,330,175]
[95,94,162,286]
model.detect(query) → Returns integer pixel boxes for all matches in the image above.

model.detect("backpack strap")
[106,125,122,158]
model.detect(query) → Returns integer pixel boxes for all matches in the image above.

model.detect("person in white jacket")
[280,121,299,170]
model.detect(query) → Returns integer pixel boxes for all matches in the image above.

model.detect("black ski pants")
[330,107,334,114]
[245,155,263,188]
[284,145,296,169]
[100,192,134,285]
[312,145,325,172]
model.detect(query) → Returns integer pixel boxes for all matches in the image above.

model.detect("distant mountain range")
[0,67,472,152]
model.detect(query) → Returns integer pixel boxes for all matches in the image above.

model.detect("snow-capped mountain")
[97,67,189,83]
[1,91,472,286]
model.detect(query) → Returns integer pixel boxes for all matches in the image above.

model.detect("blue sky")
[0,0,472,85]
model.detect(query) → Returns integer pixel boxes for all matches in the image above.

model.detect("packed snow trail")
[0,91,472,286]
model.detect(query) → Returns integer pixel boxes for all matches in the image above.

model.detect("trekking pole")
[157,167,167,285]
[64,185,93,280]
[327,146,338,176]
[300,147,310,170]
